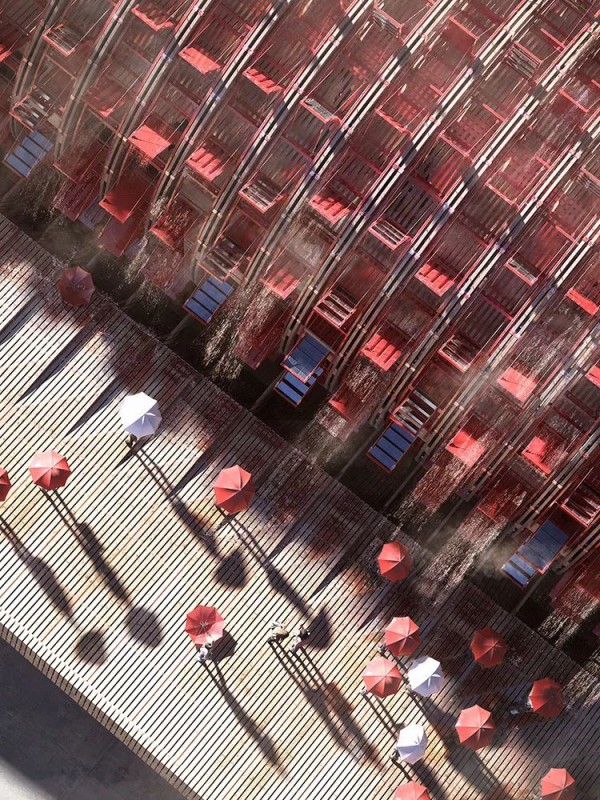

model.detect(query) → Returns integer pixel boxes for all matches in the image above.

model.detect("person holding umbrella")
[288,624,310,655]
[196,641,214,665]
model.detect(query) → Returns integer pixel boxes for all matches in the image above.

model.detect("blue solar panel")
[184,277,233,323]
[368,423,415,471]
[282,334,329,381]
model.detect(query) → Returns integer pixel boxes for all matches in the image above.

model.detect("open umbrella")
[471,627,507,668]
[385,616,420,657]
[185,605,224,645]
[58,266,95,307]
[540,768,575,800]
[377,541,412,582]
[362,657,402,698]
[28,451,71,490]
[394,782,431,800]
[119,393,162,439]
[0,468,11,501]
[394,724,428,764]
[213,465,255,514]
[408,656,444,697]
[529,678,564,719]
[456,705,495,749]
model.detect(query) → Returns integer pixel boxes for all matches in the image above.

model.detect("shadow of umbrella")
[126,606,163,649]
[211,630,237,661]
[0,518,73,618]
[305,607,332,649]
[206,668,282,769]
[75,630,108,666]
[214,548,247,588]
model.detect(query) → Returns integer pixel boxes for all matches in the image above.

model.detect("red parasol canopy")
[529,678,565,719]
[362,657,402,698]
[28,451,71,490]
[540,768,576,800]
[58,266,95,307]
[0,468,11,502]
[394,782,431,800]
[385,616,420,657]
[455,705,496,749]
[377,541,412,582]
[185,605,224,645]
[470,627,507,668]
[213,465,255,514]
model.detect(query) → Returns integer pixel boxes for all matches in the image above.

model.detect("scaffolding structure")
[0,0,598,610]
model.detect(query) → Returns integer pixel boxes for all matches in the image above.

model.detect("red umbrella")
[377,541,412,582]
[529,678,565,719]
[362,657,402,698]
[213,465,255,514]
[185,605,224,645]
[385,616,420,657]
[28,451,71,490]
[456,705,496,749]
[394,782,431,800]
[540,768,575,800]
[470,627,507,668]
[0,468,11,501]
[58,266,95,307]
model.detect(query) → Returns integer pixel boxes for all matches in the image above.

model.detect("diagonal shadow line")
[19,327,94,399]
[204,664,282,769]
[0,302,39,347]
[45,492,131,605]
[0,516,74,618]
[230,519,308,615]
[272,645,381,764]
[134,449,218,555]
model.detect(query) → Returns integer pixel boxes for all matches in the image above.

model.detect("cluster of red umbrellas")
[395,769,574,800]
[0,451,72,501]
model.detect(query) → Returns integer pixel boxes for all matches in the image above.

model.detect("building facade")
[0,0,598,612]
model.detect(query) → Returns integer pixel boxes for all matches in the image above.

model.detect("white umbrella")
[119,393,162,438]
[408,656,444,697]
[395,724,428,764]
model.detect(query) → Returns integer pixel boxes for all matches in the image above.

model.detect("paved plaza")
[0,217,598,800]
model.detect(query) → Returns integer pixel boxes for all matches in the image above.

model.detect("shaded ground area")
[0,220,598,800]
[0,641,184,800]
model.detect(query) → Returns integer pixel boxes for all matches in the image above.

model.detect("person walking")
[196,641,213,664]
[267,621,289,643]
[288,624,310,655]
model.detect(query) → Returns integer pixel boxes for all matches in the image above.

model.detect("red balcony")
[446,427,487,468]
[313,287,357,329]
[262,260,303,300]
[186,142,228,185]
[128,116,176,159]
[309,191,352,225]
[99,172,151,223]
[179,46,221,75]
[415,263,455,297]
[521,429,566,475]
[150,199,197,253]
[361,322,405,371]
[497,367,537,403]
[132,1,177,31]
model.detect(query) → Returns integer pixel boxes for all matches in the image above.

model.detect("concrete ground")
[0,641,184,800]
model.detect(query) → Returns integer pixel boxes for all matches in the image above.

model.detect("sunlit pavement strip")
[0,216,598,800]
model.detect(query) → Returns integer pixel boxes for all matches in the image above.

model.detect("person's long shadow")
[135,449,219,557]
[272,645,380,765]
[0,517,73,618]
[410,759,449,799]
[43,492,163,648]
[229,519,309,615]
[205,664,282,769]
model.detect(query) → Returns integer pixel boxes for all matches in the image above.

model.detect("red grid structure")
[0,0,598,604]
